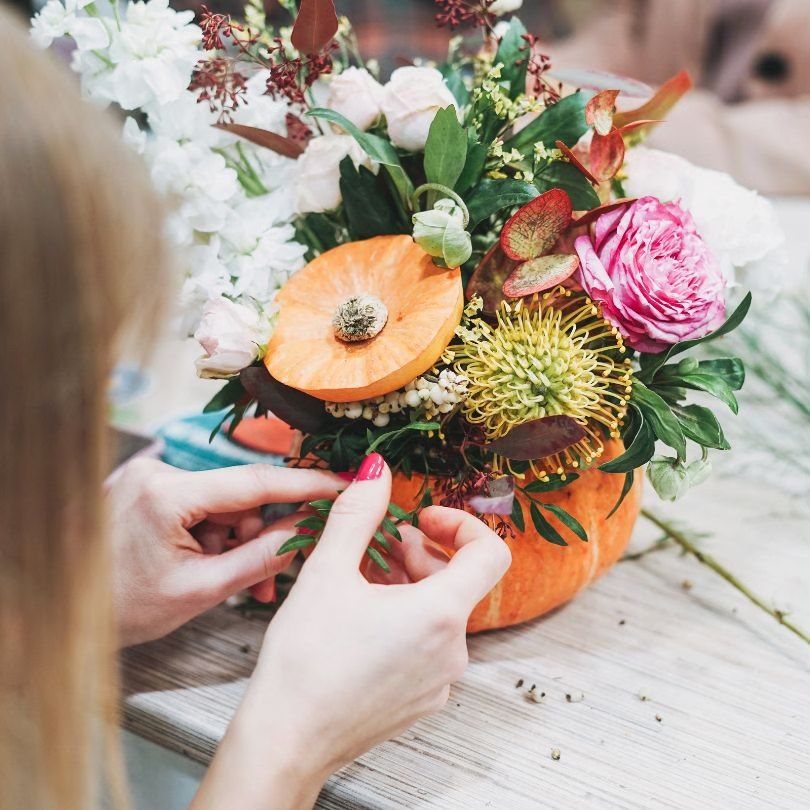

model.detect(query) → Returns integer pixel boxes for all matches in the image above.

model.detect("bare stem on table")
[640,508,810,647]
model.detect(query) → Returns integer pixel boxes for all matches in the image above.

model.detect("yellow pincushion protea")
[452,288,633,476]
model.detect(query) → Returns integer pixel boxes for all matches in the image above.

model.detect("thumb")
[309,453,391,572]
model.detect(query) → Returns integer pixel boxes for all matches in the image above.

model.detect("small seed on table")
[565,690,584,703]
[551,748,561,761]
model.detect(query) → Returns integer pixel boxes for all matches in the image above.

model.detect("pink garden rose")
[574,197,726,353]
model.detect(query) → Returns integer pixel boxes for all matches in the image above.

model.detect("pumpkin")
[381,440,643,633]
[265,235,464,402]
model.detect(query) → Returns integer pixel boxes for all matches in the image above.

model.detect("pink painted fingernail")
[355,452,384,481]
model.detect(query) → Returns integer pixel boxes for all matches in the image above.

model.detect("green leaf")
[510,497,526,532]
[530,503,568,546]
[466,178,538,229]
[381,515,402,542]
[366,546,390,572]
[542,503,588,542]
[638,293,752,382]
[632,382,687,459]
[455,128,488,195]
[599,406,656,473]
[277,534,317,555]
[308,499,335,513]
[495,17,529,99]
[505,92,588,152]
[338,157,402,238]
[294,516,326,532]
[694,358,745,391]
[535,161,600,210]
[661,373,739,414]
[373,529,391,551]
[203,378,246,413]
[387,502,412,522]
[606,470,634,518]
[671,404,731,450]
[424,106,467,190]
[308,108,414,207]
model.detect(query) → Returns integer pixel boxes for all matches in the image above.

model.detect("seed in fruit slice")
[502,254,580,299]
[500,188,573,262]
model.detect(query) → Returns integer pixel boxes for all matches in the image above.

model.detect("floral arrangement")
[34,0,786,562]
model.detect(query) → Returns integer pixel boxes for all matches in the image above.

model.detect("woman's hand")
[193,454,511,810]
[108,457,345,647]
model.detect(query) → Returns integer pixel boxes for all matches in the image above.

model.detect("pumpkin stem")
[333,294,388,342]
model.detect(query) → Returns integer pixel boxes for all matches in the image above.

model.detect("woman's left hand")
[107,458,345,647]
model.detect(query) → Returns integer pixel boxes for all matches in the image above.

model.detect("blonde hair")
[0,6,170,809]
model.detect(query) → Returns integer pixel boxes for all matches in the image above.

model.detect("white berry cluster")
[325,369,469,427]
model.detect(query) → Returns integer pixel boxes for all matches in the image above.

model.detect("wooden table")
[122,475,810,809]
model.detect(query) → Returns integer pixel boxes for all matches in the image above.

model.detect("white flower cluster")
[31,0,308,369]
[325,369,469,427]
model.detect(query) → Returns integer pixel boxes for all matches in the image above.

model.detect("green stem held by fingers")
[641,508,810,646]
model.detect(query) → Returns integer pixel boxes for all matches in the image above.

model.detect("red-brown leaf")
[589,130,625,182]
[585,89,619,136]
[573,199,635,228]
[612,70,693,132]
[214,123,305,158]
[555,140,599,186]
[486,415,587,461]
[291,0,339,55]
[466,242,519,315]
[502,254,580,299]
[500,189,573,262]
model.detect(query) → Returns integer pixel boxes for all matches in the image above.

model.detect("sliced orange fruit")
[265,235,463,402]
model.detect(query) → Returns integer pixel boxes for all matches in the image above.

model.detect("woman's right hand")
[192,453,511,810]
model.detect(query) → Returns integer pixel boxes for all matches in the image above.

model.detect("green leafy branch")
[511,475,588,546]
[602,294,752,503]
[277,498,420,573]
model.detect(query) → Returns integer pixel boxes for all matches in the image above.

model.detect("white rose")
[381,66,458,152]
[294,134,377,214]
[326,67,385,131]
[489,0,523,15]
[624,147,787,295]
[194,298,272,379]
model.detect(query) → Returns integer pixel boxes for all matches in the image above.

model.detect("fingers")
[309,453,392,572]
[196,512,303,600]
[397,524,452,582]
[164,465,346,523]
[417,506,511,608]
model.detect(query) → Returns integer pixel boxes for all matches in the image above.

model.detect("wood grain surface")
[121,477,810,809]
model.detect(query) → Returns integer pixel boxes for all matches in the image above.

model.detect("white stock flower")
[381,66,458,152]
[31,0,108,50]
[218,195,307,301]
[180,242,231,335]
[326,67,385,131]
[122,116,147,154]
[194,298,272,379]
[624,147,787,294]
[489,0,523,15]
[108,0,201,109]
[294,134,377,214]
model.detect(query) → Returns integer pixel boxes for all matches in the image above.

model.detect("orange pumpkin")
[265,235,463,402]
[381,440,642,633]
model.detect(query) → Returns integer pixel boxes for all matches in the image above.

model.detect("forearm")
[191,707,329,810]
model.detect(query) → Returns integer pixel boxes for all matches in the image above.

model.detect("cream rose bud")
[295,134,377,214]
[194,298,271,379]
[326,67,385,131]
[381,67,458,152]
[489,0,523,15]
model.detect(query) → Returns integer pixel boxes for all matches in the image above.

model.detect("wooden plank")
[121,477,810,808]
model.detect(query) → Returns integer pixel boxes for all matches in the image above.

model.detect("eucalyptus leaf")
[495,17,529,99]
[510,497,526,532]
[466,178,538,229]
[671,403,731,450]
[455,129,488,194]
[542,503,588,542]
[535,161,601,210]
[599,406,656,473]
[632,382,687,459]
[530,503,568,546]
[505,92,588,152]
